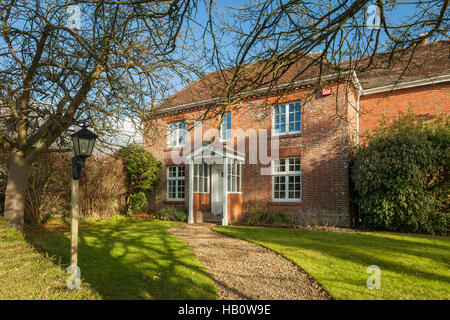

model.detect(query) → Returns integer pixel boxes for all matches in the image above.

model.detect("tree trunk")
[4,151,31,232]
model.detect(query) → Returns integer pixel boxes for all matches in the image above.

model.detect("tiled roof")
[355,40,450,90]
[155,40,449,112]
[154,53,333,112]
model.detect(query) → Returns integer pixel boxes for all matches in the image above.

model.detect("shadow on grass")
[26,220,218,300]
[215,226,450,289]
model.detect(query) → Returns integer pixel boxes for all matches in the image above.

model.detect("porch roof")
[187,143,245,162]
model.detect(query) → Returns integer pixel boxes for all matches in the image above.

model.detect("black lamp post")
[71,125,98,180]
[68,126,97,286]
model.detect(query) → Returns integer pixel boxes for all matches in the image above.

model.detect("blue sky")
[101,1,450,146]
[186,1,444,73]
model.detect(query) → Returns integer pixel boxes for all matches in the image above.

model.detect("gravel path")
[168,224,331,300]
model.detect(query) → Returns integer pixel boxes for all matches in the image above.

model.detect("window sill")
[165,200,185,204]
[164,146,185,152]
[272,132,302,139]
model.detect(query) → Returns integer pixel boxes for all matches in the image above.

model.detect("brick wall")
[359,82,450,138]
[193,193,211,217]
[228,193,243,223]
[144,82,359,226]
[143,79,450,226]
[145,83,357,226]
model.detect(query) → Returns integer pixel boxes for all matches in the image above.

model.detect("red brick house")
[143,40,449,226]
[357,40,450,138]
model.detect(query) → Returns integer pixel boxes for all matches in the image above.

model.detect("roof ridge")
[153,40,449,112]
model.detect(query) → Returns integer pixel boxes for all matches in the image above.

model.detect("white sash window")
[167,166,185,200]
[273,102,301,135]
[168,121,186,147]
[227,162,241,193]
[193,164,210,193]
[272,157,301,201]
[220,112,231,141]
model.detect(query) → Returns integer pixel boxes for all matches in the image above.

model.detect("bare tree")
[0,0,200,231]
[1,0,448,231]
[167,0,449,122]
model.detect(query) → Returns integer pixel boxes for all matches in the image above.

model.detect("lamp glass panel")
[72,136,80,155]
[87,138,96,156]
[79,138,90,156]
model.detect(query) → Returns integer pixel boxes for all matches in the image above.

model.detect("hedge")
[350,112,449,235]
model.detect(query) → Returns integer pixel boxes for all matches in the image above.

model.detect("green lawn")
[0,217,99,299]
[213,226,450,300]
[23,219,218,300]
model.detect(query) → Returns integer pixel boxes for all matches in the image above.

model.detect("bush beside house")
[118,144,162,215]
[154,207,188,222]
[238,209,294,226]
[350,112,449,235]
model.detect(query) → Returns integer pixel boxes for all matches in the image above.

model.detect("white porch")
[187,144,244,226]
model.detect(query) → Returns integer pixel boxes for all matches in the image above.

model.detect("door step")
[202,211,222,223]
[207,217,222,222]
[196,211,223,223]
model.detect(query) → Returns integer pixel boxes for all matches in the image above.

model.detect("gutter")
[361,74,450,96]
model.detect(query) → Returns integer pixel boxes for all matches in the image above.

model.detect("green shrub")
[244,209,293,226]
[425,211,449,235]
[118,145,162,214]
[118,145,162,193]
[129,192,147,214]
[155,207,187,222]
[350,112,449,235]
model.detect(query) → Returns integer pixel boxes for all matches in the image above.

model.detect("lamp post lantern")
[69,126,97,273]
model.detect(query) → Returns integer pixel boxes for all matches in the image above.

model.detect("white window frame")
[193,164,210,193]
[272,101,302,135]
[220,112,231,142]
[272,157,301,202]
[167,121,186,147]
[227,162,242,193]
[167,166,185,201]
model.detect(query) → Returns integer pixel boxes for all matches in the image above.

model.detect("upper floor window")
[221,112,231,141]
[273,102,301,135]
[168,121,186,147]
